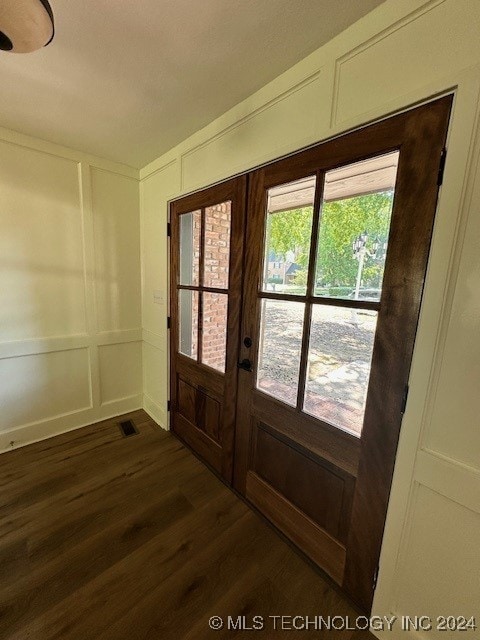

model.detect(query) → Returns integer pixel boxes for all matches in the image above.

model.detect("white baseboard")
[0,394,143,454]
[143,393,168,430]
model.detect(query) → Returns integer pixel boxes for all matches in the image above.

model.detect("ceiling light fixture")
[0,0,54,53]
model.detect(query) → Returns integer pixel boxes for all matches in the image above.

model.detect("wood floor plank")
[0,435,186,544]
[0,489,194,637]
[96,512,274,640]
[0,410,374,640]
[4,493,247,640]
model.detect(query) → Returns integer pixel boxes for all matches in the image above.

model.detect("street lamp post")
[352,231,384,300]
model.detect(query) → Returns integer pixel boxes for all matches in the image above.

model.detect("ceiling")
[0,0,386,168]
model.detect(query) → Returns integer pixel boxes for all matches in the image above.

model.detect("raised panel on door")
[170,176,246,483]
[234,96,452,612]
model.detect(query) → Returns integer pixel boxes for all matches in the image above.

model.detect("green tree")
[266,206,313,267]
[317,191,393,289]
[266,191,394,290]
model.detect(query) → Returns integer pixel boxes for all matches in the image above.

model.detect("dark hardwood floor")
[0,410,374,639]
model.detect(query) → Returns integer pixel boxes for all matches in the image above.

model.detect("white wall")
[141,161,179,427]
[140,0,480,635]
[0,129,142,452]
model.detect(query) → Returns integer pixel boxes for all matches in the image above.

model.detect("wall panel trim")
[179,70,324,193]
[331,0,447,127]
[0,127,139,178]
[142,329,165,352]
[0,329,142,360]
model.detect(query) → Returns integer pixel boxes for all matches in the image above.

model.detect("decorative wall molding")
[0,126,139,179]
[0,334,89,360]
[179,70,324,193]
[140,158,177,183]
[180,70,322,160]
[331,0,457,128]
[415,449,480,515]
[0,132,142,452]
[142,329,165,352]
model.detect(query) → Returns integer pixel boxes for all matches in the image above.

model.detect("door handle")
[237,358,253,372]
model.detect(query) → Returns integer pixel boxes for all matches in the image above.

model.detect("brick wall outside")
[185,202,231,372]
[188,212,201,358]
[202,291,228,371]
[192,210,201,285]
[204,202,230,288]
[201,202,231,372]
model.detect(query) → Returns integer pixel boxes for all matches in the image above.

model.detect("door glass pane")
[204,202,231,289]
[262,176,316,296]
[178,290,199,359]
[179,210,201,286]
[201,292,228,373]
[257,299,305,406]
[314,152,399,301]
[304,305,377,436]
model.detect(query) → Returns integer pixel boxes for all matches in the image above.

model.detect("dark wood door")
[233,96,452,612]
[170,176,246,483]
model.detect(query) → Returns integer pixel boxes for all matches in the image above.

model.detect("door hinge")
[167,400,171,412]
[167,316,171,330]
[437,147,447,186]
[373,565,379,591]
[167,222,172,237]
[401,383,409,414]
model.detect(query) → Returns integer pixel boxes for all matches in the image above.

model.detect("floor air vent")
[118,420,138,438]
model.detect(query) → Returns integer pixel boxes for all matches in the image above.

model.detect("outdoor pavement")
[257,300,376,436]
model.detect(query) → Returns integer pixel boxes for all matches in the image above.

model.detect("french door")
[170,177,246,482]
[170,96,452,611]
